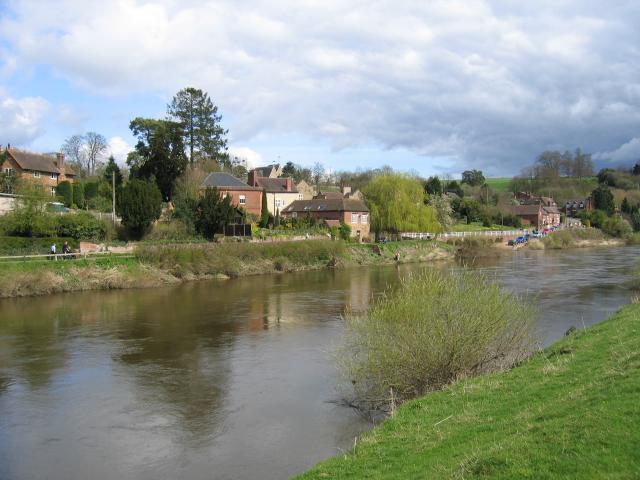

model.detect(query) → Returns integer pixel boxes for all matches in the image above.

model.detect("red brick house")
[1,146,76,196]
[281,197,370,239]
[247,169,301,215]
[508,204,561,228]
[201,172,262,217]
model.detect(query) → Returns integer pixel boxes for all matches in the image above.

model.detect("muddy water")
[1,246,638,479]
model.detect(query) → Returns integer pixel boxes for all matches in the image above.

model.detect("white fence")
[402,229,527,240]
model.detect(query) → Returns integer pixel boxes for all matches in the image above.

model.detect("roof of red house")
[254,177,298,193]
[202,172,262,190]
[282,198,369,213]
[508,204,541,216]
[6,148,76,176]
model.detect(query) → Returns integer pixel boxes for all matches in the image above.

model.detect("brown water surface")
[1,246,638,479]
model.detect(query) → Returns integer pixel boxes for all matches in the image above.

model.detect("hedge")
[0,236,79,256]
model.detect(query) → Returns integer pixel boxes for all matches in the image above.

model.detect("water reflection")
[1,246,639,479]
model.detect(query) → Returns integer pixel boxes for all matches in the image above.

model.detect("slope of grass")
[297,304,640,479]
[450,222,517,232]
[485,177,512,192]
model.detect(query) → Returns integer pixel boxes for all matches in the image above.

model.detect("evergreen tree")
[73,182,85,208]
[591,185,615,216]
[129,117,188,201]
[167,87,228,165]
[621,197,631,214]
[424,176,443,195]
[57,181,73,207]
[195,187,235,239]
[103,155,123,188]
[117,179,162,238]
[260,189,269,228]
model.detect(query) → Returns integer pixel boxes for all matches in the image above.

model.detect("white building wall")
[265,192,302,215]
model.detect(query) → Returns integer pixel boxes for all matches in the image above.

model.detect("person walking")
[50,243,57,261]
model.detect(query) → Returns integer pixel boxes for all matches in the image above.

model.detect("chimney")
[56,151,64,169]
[286,177,292,191]
[248,169,258,186]
[341,183,352,197]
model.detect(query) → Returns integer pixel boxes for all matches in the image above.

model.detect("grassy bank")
[0,239,454,298]
[298,304,640,479]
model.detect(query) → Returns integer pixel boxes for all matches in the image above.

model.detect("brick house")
[201,172,263,217]
[281,197,371,239]
[247,169,301,215]
[508,204,561,228]
[1,146,76,196]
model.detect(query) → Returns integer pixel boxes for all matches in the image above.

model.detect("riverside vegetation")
[337,270,534,412]
[0,239,454,298]
[299,302,640,479]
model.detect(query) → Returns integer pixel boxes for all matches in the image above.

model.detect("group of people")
[49,241,75,259]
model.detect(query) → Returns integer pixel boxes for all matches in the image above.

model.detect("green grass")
[450,222,517,232]
[297,304,640,479]
[485,177,512,192]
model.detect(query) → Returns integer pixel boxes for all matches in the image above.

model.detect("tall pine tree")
[167,87,228,166]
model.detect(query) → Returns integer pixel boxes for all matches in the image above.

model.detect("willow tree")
[364,174,442,234]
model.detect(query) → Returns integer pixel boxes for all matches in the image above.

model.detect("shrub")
[339,222,351,240]
[84,181,99,200]
[117,179,162,238]
[146,219,197,241]
[602,216,632,238]
[337,270,534,411]
[56,211,108,240]
[57,181,73,207]
[0,236,78,255]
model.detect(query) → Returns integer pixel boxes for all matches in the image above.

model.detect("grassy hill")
[484,177,512,192]
[297,304,640,479]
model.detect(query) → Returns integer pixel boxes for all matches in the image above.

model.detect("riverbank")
[0,239,455,298]
[297,303,640,479]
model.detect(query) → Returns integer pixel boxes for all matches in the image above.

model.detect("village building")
[251,164,282,178]
[564,197,593,217]
[1,146,76,196]
[295,180,315,200]
[201,172,263,217]
[281,197,370,239]
[508,204,561,228]
[515,192,557,207]
[247,169,301,215]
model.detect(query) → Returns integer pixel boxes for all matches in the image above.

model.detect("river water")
[1,246,638,479]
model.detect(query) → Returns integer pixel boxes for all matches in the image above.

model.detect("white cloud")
[0,91,50,146]
[107,136,133,165]
[228,146,263,169]
[594,138,640,165]
[2,1,640,173]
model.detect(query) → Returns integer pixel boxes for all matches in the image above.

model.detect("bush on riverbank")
[336,269,534,411]
[542,228,605,249]
[0,236,79,256]
[136,239,347,277]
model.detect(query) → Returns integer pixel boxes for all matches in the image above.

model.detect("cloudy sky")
[1,0,639,176]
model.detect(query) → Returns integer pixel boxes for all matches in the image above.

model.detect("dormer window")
[33,171,41,178]
[50,173,57,180]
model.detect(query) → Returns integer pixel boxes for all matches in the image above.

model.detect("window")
[50,187,56,196]
[304,206,311,211]
[275,199,284,207]
[4,167,13,175]
[50,173,57,180]
[361,214,368,224]
[351,213,359,224]
[292,212,297,218]
[298,194,303,200]
[239,194,246,205]
[33,171,41,178]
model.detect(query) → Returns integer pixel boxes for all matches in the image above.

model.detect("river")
[1,246,638,479]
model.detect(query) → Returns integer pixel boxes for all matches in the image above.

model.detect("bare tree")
[85,132,107,176]
[312,162,324,189]
[62,134,87,174]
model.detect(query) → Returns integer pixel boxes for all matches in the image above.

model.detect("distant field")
[450,222,517,232]
[485,177,512,192]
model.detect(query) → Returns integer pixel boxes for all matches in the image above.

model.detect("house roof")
[508,204,541,216]
[253,164,281,178]
[255,177,298,193]
[543,206,561,214]
[315,191,344,199]
[7,148,76,176]
[202,172,261,190]
[282,198,370,214]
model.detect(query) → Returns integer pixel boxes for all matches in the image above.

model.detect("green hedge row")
[0,236,79,256]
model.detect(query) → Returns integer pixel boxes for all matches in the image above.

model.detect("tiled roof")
[282,198,369,213]
[202,172,261,190]
[255,177,298,193]
[7,148,76,176]
[315,191,344,199]
[253,164,281,178]
[508,204,541,216]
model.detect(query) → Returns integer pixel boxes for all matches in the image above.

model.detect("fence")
[402,229,527,240]
[0,251,131,263]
